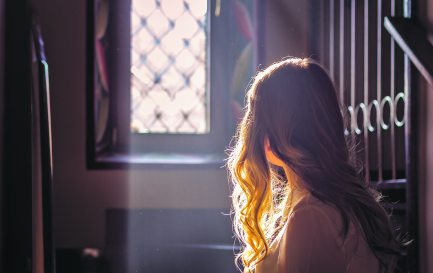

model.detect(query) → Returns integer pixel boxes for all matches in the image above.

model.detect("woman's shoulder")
[287,193,346,245]
[292,193,341,222]
[279,193,381,273]
[277,193,349,273]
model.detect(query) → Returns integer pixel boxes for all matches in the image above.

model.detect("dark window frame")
[86,0,264,169]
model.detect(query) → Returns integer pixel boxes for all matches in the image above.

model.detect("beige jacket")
[255,193,381,273]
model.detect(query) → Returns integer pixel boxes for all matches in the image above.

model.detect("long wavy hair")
[227,58,402,273]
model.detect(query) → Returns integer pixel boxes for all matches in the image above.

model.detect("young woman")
[228,58,402,273]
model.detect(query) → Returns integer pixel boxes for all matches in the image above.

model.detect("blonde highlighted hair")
[228,58,401,273]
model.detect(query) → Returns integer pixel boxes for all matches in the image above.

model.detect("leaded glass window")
[130,0,208,134]
[88,0,258,164]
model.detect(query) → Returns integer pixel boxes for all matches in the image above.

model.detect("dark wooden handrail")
[384,17,433,87]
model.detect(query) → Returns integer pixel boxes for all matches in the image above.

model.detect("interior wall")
[417,0,433,272]
[419,79,433,273]
[0,0,5,268]
[33,0,230,249]
[32,0,310,249]
[264,0,310,65]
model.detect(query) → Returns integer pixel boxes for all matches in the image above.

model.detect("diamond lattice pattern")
[131,0,208,133]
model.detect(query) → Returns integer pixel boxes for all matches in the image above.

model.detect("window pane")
[131,0,208,134]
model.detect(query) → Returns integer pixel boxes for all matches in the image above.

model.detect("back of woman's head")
[228,58,401,273]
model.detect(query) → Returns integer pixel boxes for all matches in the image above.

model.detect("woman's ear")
[264,136,271,152]
[264,136,284,167]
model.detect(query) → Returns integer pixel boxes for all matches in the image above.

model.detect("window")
[87,0,261,167]
[130,0,208,134]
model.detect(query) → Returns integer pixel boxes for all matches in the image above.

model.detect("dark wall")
[416,0,433,272]
[264,0,310,65]
[32,0,310,249]
[2,0,33,271]
[0,0,4,269]
[32,0,231,248]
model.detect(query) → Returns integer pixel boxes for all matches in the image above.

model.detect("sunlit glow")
[131,0,208,134]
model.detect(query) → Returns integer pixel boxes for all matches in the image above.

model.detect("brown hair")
[228,58,401,273]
